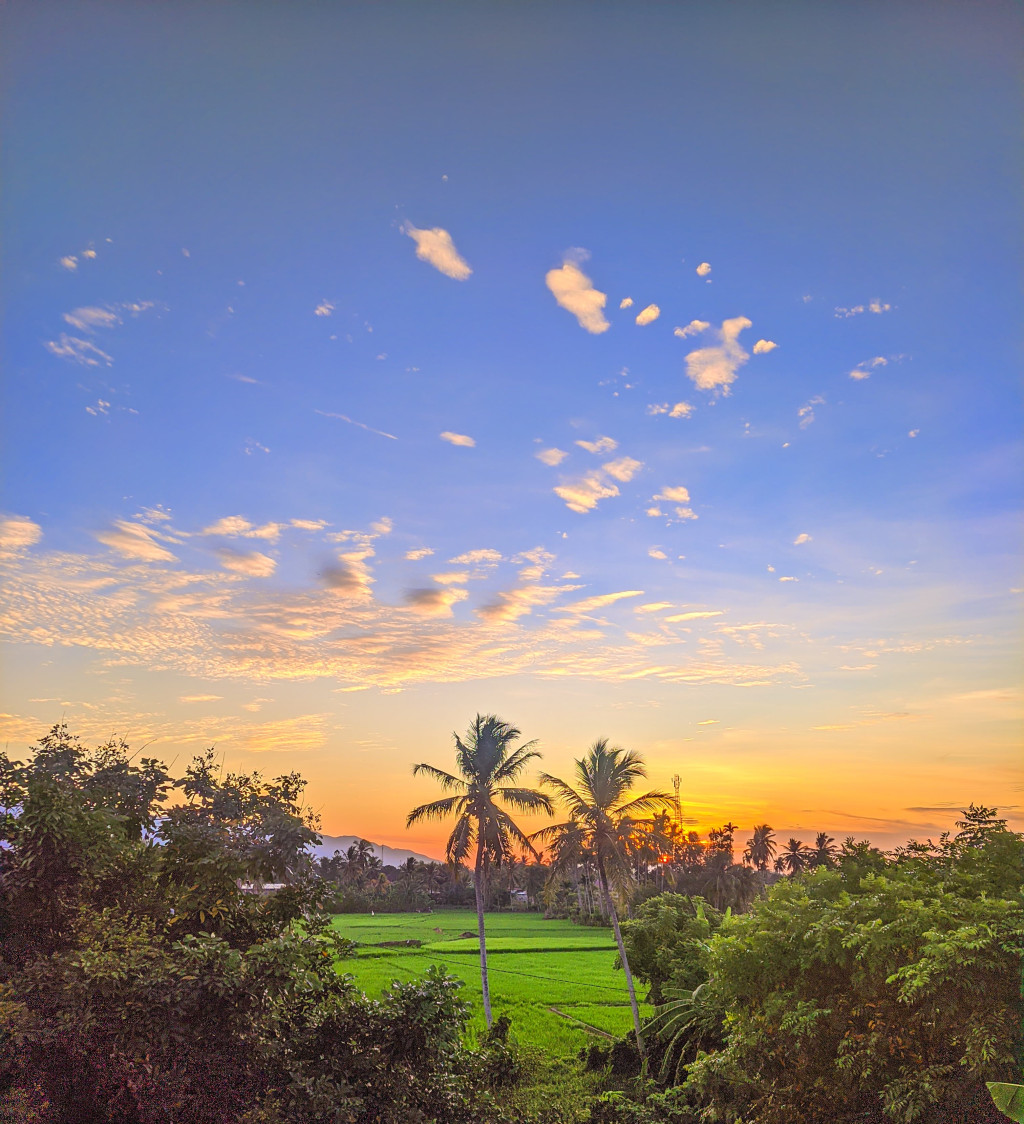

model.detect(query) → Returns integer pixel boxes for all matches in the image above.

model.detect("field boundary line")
[547,1006,615,1039]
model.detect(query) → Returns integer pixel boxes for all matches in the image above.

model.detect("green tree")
[810,830,838,869]
[743,824,777,871]
[774,836,811,874]
[407,713,551,1027]
[536,739,671,1061]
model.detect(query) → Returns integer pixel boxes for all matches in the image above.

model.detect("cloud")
[405,547,434,561]
[179,694,223,703]
[477,584,570,623]
[635,602,673,614]
[536,447,568,466]
[555,590,645,615]
[683,316,752,394]
[402,223,472,280]
[619,297,634,309]
[320,557,372,596]
[216,548,276,578]
[646,401,695,419]
[654,486,691,504]
[430,571,469,585]
[449,548,502,565]
[798,396,824,428]
[440,431,475,447]
[316,410,397,440]
[695,262,712,277]
[752,339,777,354]
[290,519,328,532]
[674,320,710,339]
[665,610,724,622]
[403,587,468,617]
[202,516,287,542]
[849,367,871,380]
[314,300,335,316]
[834,300,893,318]
[95,521,177,562]
[0,515,42,556]
[779,575,798,582]
[648,548,667,560]
[44,335,113,367]
[59,256,78,271]
[63,307,121,332]
[793,533,812,545]
[554,472,620,514]
[602,456,643,483]
[908,429,919,438]
[244,438,270,455]
[575,436,618,455]
[545,257,610,334]
[635,304,660,326]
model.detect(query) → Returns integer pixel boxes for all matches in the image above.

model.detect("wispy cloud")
[94,521,177,562]
[535,447,568,466]
[545,254,610,334]
[63,307,121,332]
[0,515,42,556]
[402,223,472,280]
[798,395,824,428]
[682,316,752,394]
[555,590,645,615]
[179,694,223,703]
[635,304,660,326]
[314,300,335,316]
[403,587,468,617]
[449,548,502,565]
[575,436,618,455]
[44,335,113,367]
[793,533,812,545]
[405,547,434,561]
[430,571,469,585]
[602,456,643,483]
[554,472,620,514]
[215,548,276,578]
[316,409,397,440]
[440,431,475,447]
[674,320,710,340]
[477,584,570,623]
[835,300,893,318]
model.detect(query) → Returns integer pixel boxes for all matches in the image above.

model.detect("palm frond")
[493,741,541,782]
[411,762,466,791]
[498,786,553,815]
[614,790,674,818]
[406,794,466,827]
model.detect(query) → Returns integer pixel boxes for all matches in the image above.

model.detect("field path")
[547,1006,615,1039]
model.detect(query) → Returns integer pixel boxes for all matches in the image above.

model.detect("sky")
[1,1,1021,857]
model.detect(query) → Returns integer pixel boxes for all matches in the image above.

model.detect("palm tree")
[775,837,811,875]
[811,831,838,869]
[407,714,552,1027]
[535,739,671,1062]
[743,824,777,871]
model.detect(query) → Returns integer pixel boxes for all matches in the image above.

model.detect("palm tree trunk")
[474,851,493,1027]
[596,857,645,1064]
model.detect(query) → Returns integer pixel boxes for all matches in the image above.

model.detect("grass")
[331,909,651,1057]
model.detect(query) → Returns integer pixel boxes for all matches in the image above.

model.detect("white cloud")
[674,320,710,340]
[635,602,673,614]
[555,590,645,615]
[405,547,434,561]
[477,584,569,623]
[635,304,660,327]
[402,223,472,280]
[696,262,712,277]
[648,548,667,560]
[793,533,812,545]
[95,521,176,562]
[63,307,121,332]
[0,515,42,556]
[664,610,723,622]
[849,367,871,380]
[779,575,798,582]
[201,516,287,542]
[179,694,223,703]
[798,396,824,428]
[619,297,634,309]
[602,456,643,483]
[44,334,113,367]
[216,549,276,578]
[683,316,752,394]
[752,339,777,354]
[669,402,695,418]
[834,300,893,318]
[536,447,568,466]
[440,431,475,447]
[290,519,328,532]
[908,429,919,438]
[60,256,78,271]
[575,436,617,455]
[554,472,620,514]
[430,571,469,585]
[448,548,502,565]
[316,410,398,440]
[545,257,610,334]
[244,438,270,455]
[403,587,469,617]
[654,485,691,504]
[314,300,335,316]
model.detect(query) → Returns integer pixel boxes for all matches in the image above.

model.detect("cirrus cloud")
[440,431,475,447]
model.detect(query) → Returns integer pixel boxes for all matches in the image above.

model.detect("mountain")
[310,834,440,866]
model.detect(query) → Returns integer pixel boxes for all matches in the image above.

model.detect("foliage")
[681,816,1024,1123]
[988,1082,1024,1123]
[0,725,510,1123]
[619,895,723,1004]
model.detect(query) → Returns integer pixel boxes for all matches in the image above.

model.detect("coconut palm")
[535,739,671,1061]
[407,714,552,1027]
[775,837,811,875]
[811,831,838,869]
[743,824,777,871]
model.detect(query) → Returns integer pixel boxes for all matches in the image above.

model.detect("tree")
[407,714,551,1027]
[810,830,838,869]
[536,739,671,1062]
[743,824,777,871]
[774,837,810,875]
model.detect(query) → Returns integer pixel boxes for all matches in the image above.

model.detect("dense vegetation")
[1,722,1020,1124]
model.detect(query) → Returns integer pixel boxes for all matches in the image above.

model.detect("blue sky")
[1,1,1020,851]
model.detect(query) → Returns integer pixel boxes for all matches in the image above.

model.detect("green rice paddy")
[330,910,651,1054]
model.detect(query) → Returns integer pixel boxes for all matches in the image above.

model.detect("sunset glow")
[2,3,1020,856]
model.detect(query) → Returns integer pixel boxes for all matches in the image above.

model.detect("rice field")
[330,910,651,1054]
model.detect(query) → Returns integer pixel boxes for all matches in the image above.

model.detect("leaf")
[988,1083,1024,1123]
